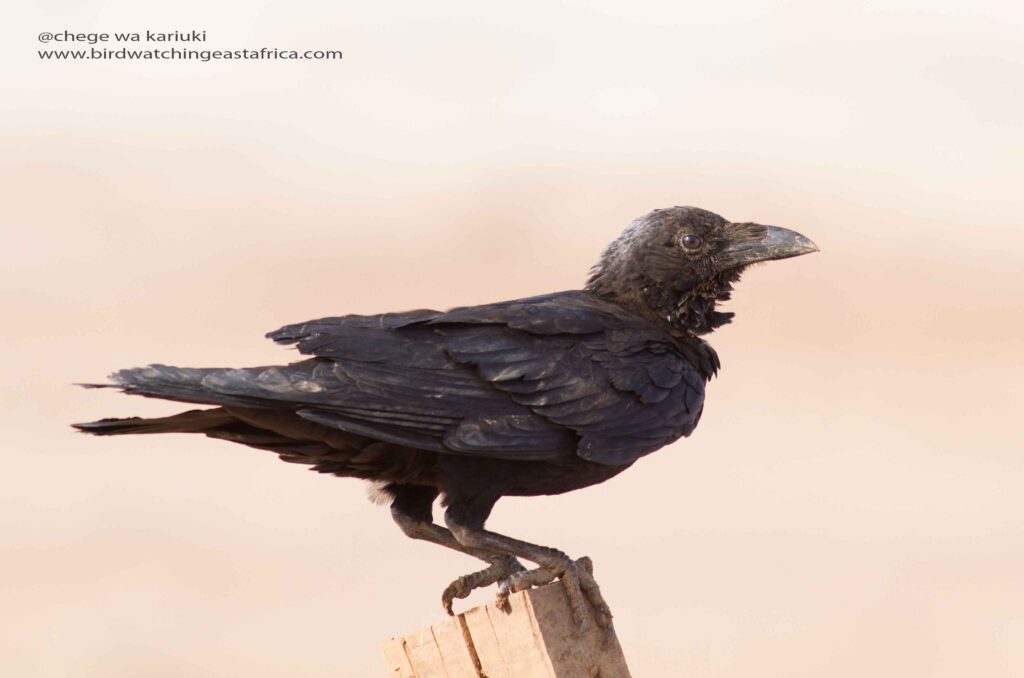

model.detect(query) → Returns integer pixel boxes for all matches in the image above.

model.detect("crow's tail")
[72,364,275,436]
[73,368,427,482]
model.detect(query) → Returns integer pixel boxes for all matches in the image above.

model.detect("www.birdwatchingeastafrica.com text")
[37,30,342,62]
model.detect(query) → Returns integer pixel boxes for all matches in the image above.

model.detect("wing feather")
[260,291,711,465]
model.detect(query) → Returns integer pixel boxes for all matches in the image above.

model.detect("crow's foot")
[441,555,525,615]
[495,555,612,633]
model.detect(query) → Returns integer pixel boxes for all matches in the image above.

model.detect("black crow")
[75,206,817,630]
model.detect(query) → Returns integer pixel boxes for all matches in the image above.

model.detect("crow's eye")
[680,234,703,251]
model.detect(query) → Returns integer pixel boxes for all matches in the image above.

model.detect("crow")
[75,206,817,630]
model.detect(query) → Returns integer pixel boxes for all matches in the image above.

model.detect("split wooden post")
[381,581,632,677]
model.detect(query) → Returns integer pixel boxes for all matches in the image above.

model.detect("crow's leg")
[444,500,612,631]
[389,485,525,614]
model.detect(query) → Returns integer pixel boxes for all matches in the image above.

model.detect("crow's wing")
[103,292,708,465]
[259,291,709,465]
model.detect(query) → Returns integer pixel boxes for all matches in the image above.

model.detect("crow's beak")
[716,225,818,270]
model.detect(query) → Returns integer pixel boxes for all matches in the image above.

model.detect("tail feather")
[73,408,236,436]
[72,362,334,442]
[79,363,286,409]
[73,403,429,484]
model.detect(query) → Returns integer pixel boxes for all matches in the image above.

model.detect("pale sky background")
[3,1,1023,676]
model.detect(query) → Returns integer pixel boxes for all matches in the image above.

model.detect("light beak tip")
[765,226,819,258]
[801,236,820,254]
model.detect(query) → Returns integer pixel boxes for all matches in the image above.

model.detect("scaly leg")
[444,501,613,631]
[389,485,525,614]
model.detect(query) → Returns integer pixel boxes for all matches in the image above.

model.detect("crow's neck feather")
[585,266,745,336]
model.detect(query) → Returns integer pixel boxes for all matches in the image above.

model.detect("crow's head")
[586,206,817,334]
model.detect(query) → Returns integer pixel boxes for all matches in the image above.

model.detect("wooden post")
[381,581,632,677]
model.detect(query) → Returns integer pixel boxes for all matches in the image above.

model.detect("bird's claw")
[496,565,559,613]
[442,575,473,615]
[495,555,613,633]
[441,556,525,616]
